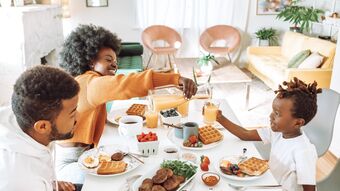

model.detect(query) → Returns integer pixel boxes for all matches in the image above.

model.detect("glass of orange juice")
[203,101,219,124]
[145,109,158,128]
[177,100,189,117]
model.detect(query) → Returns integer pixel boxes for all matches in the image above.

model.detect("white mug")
[118,115,143,137]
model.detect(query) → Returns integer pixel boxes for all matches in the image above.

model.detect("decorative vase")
[198,61,213,76]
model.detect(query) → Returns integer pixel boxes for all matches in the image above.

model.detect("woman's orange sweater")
[62,70,180,145]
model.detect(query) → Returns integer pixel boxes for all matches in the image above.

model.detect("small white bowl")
[160,109,181,126]
[180,152,197,164]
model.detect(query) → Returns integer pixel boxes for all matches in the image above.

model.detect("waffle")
[198,126,222,144]
[126,104,146,117]
[97,161,127,175]
[238,157,269,176]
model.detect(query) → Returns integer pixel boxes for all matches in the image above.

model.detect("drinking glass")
[203,101,219,124]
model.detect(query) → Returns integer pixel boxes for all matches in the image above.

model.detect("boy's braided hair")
[274,77,322,124]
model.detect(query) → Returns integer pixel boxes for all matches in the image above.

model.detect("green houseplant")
[255,28,279,46]
[276,5,324,33]
[195,53,219,77]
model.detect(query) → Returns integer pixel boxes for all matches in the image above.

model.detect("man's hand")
[56,181,75,191]
[178,77,197,99]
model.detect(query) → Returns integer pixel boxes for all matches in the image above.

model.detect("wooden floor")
[317,151,338,181]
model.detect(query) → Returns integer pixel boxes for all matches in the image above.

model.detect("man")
[0,66,80,191]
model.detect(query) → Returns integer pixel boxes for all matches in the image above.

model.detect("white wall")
[63,0,140,41]
[329,32,340,158]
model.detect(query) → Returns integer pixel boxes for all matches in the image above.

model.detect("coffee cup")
[183,122,199,140]
[118,115,143,137]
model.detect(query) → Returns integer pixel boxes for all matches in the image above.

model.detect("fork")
[228,183,282,191]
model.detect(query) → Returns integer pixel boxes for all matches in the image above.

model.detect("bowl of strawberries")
[136,132,159,156]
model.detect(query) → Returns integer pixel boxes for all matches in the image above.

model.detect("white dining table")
[81,99,280,191]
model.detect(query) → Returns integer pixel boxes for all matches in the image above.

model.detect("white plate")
[215,155,268,181]
[107,107,146,125]
[132,160,198,191]
[78,144,142,177]
[167,128,224,151]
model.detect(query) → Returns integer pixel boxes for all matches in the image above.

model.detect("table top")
[176,58,252,84]
[82,99,279,191]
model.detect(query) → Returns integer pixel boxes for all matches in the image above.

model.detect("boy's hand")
[56,181,76,191]
[178,77,197,99]
[216,110,223,121]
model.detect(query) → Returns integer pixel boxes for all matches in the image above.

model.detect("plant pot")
[290,26,302,33]
[258,39,269,46]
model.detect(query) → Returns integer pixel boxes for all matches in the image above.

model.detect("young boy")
[216,77,321,191]
[57,24,197,183]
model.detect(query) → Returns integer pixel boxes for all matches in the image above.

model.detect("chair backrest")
[317,159,340,191]
[141,25,182,51]
[254,88,340,160]
[303,88,340,157]
[199,25,241,53]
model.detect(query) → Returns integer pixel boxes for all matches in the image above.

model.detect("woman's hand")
[178,77,197,99]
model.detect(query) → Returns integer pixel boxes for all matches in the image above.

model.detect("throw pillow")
[288,49,311,68]
[298,52,324,69]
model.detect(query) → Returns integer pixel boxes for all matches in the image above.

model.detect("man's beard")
[49,123,74,141]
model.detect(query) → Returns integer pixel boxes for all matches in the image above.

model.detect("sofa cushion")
[288,49,311,68]
[302,37,336,68]
[281,32,306,60]
[298,52,324,69]
[248,54,286,85]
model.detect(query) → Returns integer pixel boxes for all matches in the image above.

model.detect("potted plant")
[255,28,279,46]
[196,53,219,76]
[276,4,324,33]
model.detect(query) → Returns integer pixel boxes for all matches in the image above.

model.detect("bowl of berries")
[160,108,181,127]
[136,132,159,156]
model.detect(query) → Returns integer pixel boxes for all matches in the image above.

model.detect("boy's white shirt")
[257,127,317,191]
[0,106,54,191]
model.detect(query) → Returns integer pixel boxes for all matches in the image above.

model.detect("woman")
[56,24,197,183]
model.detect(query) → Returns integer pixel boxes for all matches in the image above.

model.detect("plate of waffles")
[167,125,224,151]
[78,144,142,177]
[215,155,269,181]
[107,104,147,125]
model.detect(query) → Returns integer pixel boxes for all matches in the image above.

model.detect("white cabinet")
[0,5,63,104]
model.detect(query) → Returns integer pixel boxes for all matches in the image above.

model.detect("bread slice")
[238,157,268,176]
[97,161,127,175]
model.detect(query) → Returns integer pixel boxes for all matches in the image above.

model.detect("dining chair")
[141,25,182,70]
[317,159,340,191]
[199,25,241,63]
[254,88,340,159]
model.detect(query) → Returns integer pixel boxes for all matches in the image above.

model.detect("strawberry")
[200,162,209,171]
[201,155,210,165]
[188,135,198,144]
